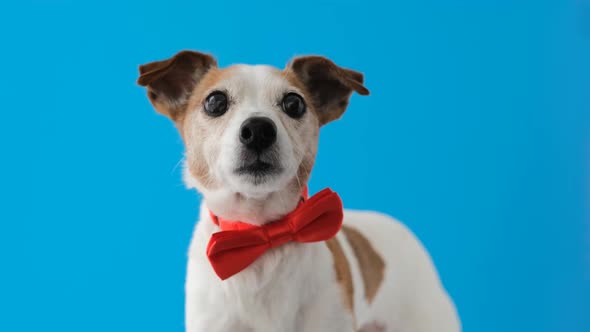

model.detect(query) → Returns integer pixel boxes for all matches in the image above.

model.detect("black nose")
[239,117,277,152]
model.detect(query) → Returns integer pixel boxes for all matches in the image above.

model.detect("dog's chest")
[189,234,346,331]
[220,244,322,327]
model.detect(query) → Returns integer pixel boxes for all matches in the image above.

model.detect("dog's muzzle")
[235,117,281,180]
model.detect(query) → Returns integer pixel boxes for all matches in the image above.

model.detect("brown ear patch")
[342,225,385,304]
[137,50,217,121]
[286,56,369,125]
[325,237,354,313]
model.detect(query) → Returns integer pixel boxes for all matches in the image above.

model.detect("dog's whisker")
[171,156,186,174]
[295,173,302,190]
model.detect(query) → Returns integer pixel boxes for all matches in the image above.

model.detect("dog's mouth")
[234,158,282,184]
[236,159,276,175]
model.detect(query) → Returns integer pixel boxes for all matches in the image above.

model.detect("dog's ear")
[286,56,369,125]
[137,50,217,121]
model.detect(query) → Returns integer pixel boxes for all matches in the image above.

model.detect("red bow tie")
[206,188,343,280]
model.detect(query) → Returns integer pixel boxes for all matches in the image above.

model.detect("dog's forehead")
[219,64,298,97]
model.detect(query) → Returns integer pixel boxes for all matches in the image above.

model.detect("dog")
[137,50,461,332]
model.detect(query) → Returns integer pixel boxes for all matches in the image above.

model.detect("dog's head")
[138,51,368,220]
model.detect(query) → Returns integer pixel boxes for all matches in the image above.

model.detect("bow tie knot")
[265,221,294,248]
[206,188,343,280]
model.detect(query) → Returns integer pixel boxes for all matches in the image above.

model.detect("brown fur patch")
[325,237,354,313]
[281,69,313,99]
[181,67,238,189]
[342,225,385,304]
[187,67,236,109]
[181,67,236,135]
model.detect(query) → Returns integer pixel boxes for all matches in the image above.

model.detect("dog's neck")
[200,183,303,226]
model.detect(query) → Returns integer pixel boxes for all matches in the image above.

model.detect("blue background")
[1,1,589,331]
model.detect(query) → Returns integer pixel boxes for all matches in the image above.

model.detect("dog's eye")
[281,93,306,119]
[204,91,228,117]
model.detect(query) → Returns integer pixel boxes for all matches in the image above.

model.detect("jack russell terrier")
[137,50,461,332]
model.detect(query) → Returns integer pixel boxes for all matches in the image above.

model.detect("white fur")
[179,65,460,331]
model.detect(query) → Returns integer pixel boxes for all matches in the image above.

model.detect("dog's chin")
[224,161,292,197]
